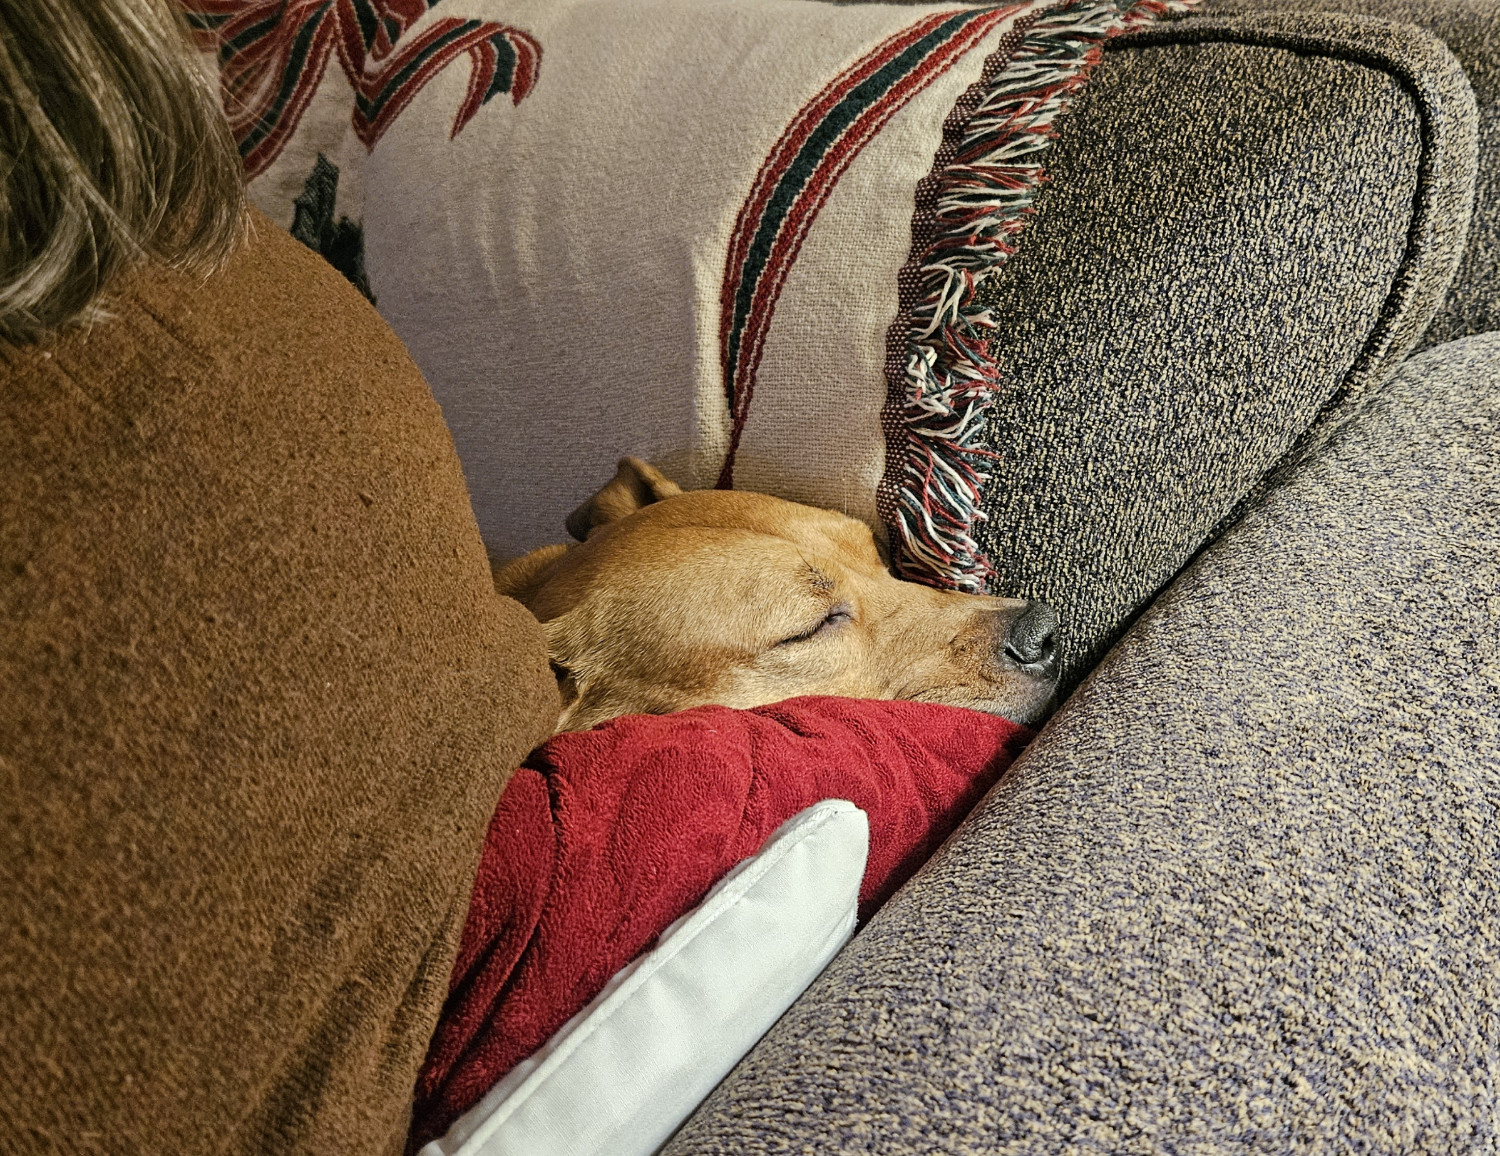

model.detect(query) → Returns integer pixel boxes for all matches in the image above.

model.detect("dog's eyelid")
[773,601,853,648]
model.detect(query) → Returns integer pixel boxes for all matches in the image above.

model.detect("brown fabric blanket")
[0,213,558,1154]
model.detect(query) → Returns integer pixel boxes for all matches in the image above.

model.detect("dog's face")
[497,459,1059,733]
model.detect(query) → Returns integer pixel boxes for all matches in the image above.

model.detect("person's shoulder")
[124,206,414,387]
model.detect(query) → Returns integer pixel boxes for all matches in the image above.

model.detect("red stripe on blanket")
[715,6,1023,489]
[184,0,542,177]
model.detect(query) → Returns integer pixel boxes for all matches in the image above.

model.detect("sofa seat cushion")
[660,332,1500,1154]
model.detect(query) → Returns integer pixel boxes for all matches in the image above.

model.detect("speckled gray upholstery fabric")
[1202,0,1500,351]
[974,14,1477,689]
[664,332,1500,1154]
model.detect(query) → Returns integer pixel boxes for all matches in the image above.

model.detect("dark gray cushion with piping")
[972,12,1476,688]
[1202,0,1500,351]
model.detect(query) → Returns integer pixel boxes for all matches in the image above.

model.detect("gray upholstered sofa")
[659,2,1500,1151]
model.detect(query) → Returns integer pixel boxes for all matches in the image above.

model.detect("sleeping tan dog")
[496,458,1059,734]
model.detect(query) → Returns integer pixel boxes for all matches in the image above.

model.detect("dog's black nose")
[1004,600,1058,669]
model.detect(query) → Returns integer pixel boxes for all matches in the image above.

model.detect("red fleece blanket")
[409,697,1029,1148]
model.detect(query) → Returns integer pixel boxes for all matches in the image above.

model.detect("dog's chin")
[998,689,1058,728]
[1016,667,1062,726]
[979,692,1056,728]
[914,670,1059,727]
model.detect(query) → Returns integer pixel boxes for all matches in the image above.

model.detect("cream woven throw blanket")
[189,0,1190,591]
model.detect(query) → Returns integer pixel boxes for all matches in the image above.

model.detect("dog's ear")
[492,543,569,609]
[542,613,593,733]
[565,457,682,542]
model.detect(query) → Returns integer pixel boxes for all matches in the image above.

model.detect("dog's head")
[497,458,1059,733]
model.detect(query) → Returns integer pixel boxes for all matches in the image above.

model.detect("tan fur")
[503,458,1058,733]
[492,543,569,607]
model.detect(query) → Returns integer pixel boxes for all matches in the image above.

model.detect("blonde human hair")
[0,0,246,343]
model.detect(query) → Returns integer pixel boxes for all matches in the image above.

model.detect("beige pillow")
[187,0,1189,584]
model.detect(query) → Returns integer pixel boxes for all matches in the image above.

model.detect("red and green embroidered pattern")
[715,6,1023,489]
[182,0,541,177]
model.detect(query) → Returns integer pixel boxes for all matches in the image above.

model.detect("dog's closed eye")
[774,603,853,648]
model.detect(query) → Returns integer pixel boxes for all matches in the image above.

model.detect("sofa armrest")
[662,331,1500,1153]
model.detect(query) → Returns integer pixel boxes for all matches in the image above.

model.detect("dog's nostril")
[1003,600,1059,667]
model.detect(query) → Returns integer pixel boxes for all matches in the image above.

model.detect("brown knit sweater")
[0,213,559,1154]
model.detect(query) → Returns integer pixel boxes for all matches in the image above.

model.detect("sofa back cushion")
[1202,0,1500,351]
[189,4,1477,692]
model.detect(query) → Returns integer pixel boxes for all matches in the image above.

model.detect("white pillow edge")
[421,797,868,1156]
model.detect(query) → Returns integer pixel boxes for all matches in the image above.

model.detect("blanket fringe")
[880,0,1196,593]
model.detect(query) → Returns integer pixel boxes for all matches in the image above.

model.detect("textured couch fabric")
[973,12,1477,689]
[1203,0,1500,351]
[663,330,1500,1154]
[0,215,559,1155]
